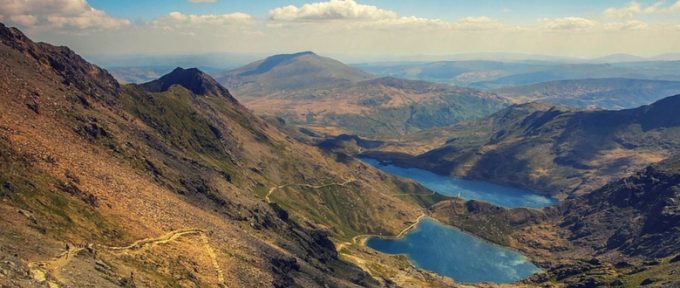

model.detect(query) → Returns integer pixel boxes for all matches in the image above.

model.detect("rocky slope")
[216,52,506,138]
[367,97,680,198]
[429,157,680,287]
[0,23,457,287]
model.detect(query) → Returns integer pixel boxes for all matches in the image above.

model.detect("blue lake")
[360,157,555,208]
[366,218,540,284]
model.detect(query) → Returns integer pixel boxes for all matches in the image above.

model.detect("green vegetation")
[0,141,130,245]
[121,85,224,157]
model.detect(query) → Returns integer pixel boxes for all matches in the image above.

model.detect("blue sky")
[89,0,661,23]
[2,0,680,60]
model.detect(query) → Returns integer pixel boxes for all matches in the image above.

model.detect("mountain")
[428,157,680,287]
[591,53,647,63]
[365,96,680,197]
[141,67,236,100]
[215,51,372,96]
[0,23,455,287]
[354,60,547,87]
[495,78,680,109]
[246,76,505,137]
[357,60,680,88]
[217,53,506,138]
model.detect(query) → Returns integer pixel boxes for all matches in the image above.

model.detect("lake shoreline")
[359,157,557,208]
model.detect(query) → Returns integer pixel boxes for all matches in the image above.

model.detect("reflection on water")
[361,157,555,208]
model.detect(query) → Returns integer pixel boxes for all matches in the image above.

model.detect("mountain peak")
[142,67,236,101]
[0,23,28,45]
[238,51,320,77]
[216,51,371,96]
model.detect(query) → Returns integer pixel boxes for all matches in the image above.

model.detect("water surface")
[361,157,555,208]
[366,218,540,284]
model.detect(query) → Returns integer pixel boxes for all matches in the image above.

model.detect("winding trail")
[395,213,426,238]
[334,213,428,282]
[28,244,84,284]
[265,177,357,204]
[29,229,226,287]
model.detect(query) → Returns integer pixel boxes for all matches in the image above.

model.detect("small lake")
[366,218,540,284]
[360,157,555,208]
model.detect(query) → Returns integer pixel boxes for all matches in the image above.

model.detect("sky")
[2,0,680,63]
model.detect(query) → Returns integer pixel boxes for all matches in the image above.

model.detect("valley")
[2,4,680,286]
[215,52,506,138]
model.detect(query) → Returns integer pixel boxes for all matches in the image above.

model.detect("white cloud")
[603,1,680,17]
[268,0,397,21]
[603,1,661,18]
[154,11,253,28]
[0,0,129,30]
[10,14,38,26]
[670,0,680,12]
[451,17,504,30]
[188,0,217,3]
[540,17,597,30]
[605,20,648,31]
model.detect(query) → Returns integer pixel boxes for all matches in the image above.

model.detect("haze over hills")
[0,23,457,287]
[217,52,507,138]
[495,78,680,110]
[357,60,680,89]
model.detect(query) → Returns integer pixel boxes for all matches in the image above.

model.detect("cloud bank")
[268,0,397,21]
[0,0,129,30]
[1,0,679,59]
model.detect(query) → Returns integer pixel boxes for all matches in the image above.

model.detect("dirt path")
[396,213,426,238]
[102,229,203,252]
[265,178,357,204]
[335,213,426,253]
[28,244,84,285]
[29,229,226,287]
[200,233,225,285]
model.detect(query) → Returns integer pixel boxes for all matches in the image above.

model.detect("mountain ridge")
[495,78,680,109]
[364,94,680,197]
[0,23,454,287]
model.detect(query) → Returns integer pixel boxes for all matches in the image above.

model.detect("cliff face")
[0,23,120,104]
[429,159,680,286]
[561,158,680,259]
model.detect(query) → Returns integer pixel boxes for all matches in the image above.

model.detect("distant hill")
[366,95,680,197]
[217,53,506,137]
[108,66,175,83]
[591,53,647,63]
[357,60,680,88]
[215,51,372,96]
[496,78,680,109]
